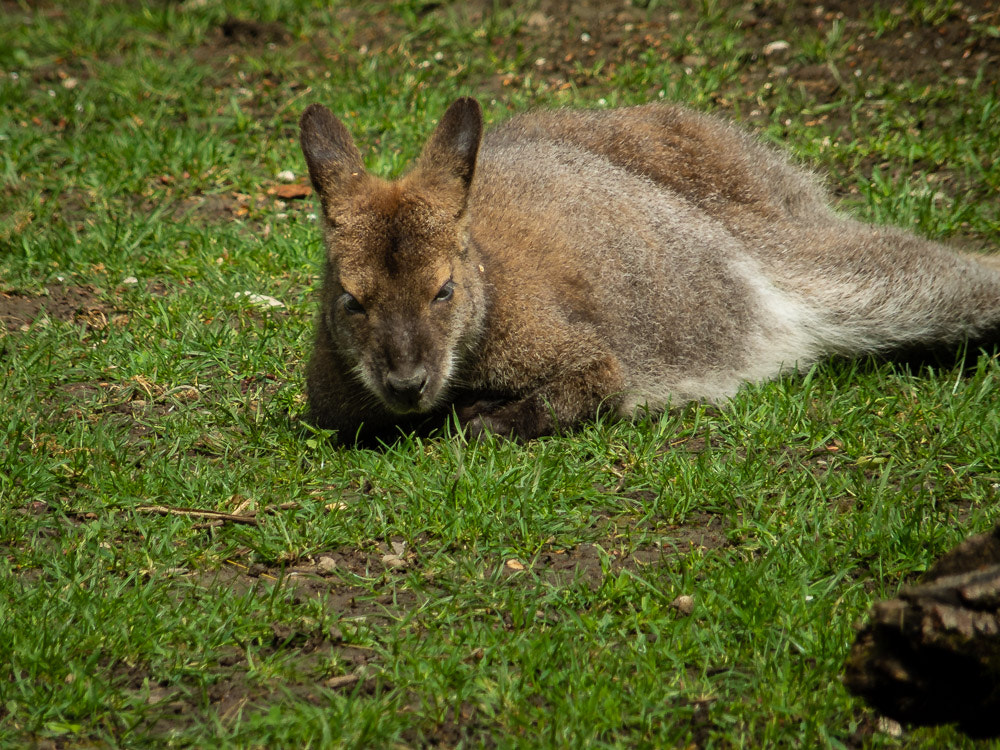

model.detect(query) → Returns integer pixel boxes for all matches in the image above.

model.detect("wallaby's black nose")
[385,367,428,405]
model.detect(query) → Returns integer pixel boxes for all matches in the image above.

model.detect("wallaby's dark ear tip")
[299,103,341,145]
[299,103,328,131]
[422,96,483,190]
[452,96,482,112]
[300,102,329,121]
[449,96,483,130]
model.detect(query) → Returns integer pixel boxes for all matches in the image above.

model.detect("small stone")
[763,40,790,56]
[525,11,550,29]
[276,169,295,182]
[670,594,695,615]
[876,717,903,738]
[382,553,408,569]
[317,556,337,574]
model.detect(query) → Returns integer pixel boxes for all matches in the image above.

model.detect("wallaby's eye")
[434,280,455,303]
[341,293,365,315]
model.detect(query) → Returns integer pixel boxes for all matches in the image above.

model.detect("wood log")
[843,524,1000,738]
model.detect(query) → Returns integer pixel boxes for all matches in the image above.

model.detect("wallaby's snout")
[384,365,429,410]
[375,315,437,412]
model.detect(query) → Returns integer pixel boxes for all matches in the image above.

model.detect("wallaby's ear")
[299,103,365,206]
[417,97,483,197]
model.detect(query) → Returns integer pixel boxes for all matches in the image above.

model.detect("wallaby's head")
[300,97,486,415]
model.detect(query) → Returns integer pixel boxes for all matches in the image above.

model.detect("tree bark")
[843,523,1000,738]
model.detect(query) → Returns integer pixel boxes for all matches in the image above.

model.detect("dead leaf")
[234,291,284,309]
[273,183,312,200]
[229,495,254,515]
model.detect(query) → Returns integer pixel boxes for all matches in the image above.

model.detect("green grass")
[2,0,1000,747]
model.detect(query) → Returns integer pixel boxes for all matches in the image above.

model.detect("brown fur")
[299,97,1000,443]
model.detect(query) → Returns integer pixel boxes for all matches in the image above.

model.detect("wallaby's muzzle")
[382,365,430,412]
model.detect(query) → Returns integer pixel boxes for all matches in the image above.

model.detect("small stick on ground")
[136,505,260,526]
[325,668,376,690]
[134,501,302,527]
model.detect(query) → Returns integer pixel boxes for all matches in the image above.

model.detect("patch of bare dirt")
[737,0,999,85]
[217,17,291,47]
[42,550,408,740]
[0,284,108,332]
[465,0,1000,96]
[0,280,178,335]
[119,630,382,741]
[165,185,311,224]
[494,509,731,594]
[171,191,249,223]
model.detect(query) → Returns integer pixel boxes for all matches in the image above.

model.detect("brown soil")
[320,0,1000,103]
[0,284,106,332]
[480,0,1000,97]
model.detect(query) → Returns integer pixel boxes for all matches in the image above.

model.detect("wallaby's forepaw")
[459,399,551,441]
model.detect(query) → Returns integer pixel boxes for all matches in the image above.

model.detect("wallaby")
[299,97,1000,443]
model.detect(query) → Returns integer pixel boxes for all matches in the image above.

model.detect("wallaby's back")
[466,104,1000,406]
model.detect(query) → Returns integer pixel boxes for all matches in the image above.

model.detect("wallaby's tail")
[786,221,1000,357]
